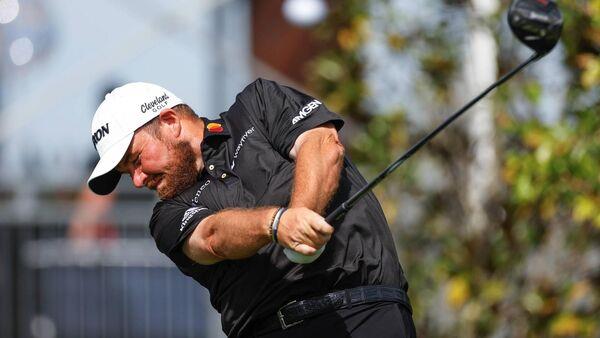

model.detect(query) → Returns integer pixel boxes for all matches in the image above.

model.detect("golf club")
[284,0,563,264]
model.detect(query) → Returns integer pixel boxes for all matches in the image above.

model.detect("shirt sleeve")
[149,200,215,269]
[237,78,345,157]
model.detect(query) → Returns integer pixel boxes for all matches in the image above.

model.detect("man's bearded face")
[149,140,198,200]
[118,125,200,200]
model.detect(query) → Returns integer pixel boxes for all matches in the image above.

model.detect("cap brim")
[87,133,134,195]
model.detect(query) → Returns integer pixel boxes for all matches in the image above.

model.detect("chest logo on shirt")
[207,123,224,133]
[231,126,255,170]
[192,179,211,205]
[292,99,321,125]
[180,207,207,232]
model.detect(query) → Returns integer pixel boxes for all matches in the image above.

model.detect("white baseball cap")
[87,82,183,195]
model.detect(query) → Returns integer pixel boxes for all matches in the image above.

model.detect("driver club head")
[508,0,563,56]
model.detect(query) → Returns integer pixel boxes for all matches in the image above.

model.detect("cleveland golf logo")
[140,93,169,113]
[91,123,110,150]
[292,99,321,125]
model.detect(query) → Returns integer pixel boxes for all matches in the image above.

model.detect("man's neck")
[182,117,205,173]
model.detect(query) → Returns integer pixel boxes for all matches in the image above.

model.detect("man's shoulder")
[227,78,293,121]
[148,182,209,239]
[235,78,284,101]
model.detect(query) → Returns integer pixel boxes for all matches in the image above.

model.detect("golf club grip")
[283,246,326,263]
[282,207,343,264]
[280,208,341,264]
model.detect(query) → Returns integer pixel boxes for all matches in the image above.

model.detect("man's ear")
[158,108,182,138]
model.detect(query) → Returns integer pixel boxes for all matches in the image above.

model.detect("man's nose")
[132,168,148,188]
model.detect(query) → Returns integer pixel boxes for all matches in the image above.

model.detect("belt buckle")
[277,300,303,330]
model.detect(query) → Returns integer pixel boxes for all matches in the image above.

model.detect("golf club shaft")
[325,52,540,224]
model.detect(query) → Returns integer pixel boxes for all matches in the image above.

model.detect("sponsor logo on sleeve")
[180,207,207,232]
[140,93,170,113]
[207,123,224,133]
[291,99,321,125]
[91,123,110,150]
[231,126,255,169]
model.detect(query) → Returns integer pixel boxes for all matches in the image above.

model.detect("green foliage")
[499,107,599,337]
[348,113,408,171]
[308,0,371,122]
[307,0,600,336]
[503,108,599,223]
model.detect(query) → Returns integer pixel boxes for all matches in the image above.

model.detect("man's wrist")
[269,207,286,243]
[267,207,278,239]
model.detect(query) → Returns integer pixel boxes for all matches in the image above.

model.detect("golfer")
[87,79,415,337]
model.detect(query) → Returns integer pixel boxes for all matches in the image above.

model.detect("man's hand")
[276,207,334,255]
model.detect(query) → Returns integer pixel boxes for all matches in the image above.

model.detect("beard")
[150,141,199,200]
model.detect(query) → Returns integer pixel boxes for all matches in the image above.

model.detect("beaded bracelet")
[271,207,286,243]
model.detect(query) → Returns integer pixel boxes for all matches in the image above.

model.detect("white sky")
[0,0,251,189]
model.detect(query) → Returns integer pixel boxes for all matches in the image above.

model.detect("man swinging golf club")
[88,79,415,337]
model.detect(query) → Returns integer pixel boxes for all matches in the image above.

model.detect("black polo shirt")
[149,79,408,337]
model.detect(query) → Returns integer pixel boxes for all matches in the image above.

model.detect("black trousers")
[252,301,416,338]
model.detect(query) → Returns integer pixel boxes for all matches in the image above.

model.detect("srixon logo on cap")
[92,123,110,150]
[140,93,170,114]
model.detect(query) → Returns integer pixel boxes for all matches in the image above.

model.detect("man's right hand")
[276,207,334,255]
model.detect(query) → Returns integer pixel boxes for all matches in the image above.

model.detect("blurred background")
[0,0,598,337]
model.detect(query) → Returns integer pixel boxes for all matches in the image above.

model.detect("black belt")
[252,286,411,334]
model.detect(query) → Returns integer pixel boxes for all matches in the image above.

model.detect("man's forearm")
[184,207,275,264]
[184,205,334,263]
[290,128,345,214]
